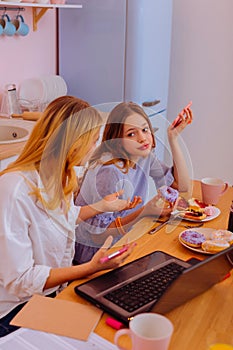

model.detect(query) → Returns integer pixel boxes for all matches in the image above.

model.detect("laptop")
[74,246,233,324]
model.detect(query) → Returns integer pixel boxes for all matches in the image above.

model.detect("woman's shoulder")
[0,170,38,193]
[0,170,24,184]
[90,152,115,166]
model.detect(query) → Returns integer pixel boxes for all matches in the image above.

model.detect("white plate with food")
[179,228,233,255]
[173,206,221,223]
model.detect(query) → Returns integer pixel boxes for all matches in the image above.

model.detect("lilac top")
[75,151,174,250]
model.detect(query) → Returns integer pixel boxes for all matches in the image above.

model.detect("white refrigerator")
[58,0,173,113]
[59,0,173,197]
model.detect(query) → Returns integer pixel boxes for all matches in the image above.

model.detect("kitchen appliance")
[18,75,67,105]
[58,0,173,112]
[59,0,173,197]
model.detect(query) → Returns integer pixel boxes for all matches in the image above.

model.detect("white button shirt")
[0,170,80,318]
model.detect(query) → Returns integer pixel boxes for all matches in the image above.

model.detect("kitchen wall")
[167,0,233,185]
[1,1,232,186]
[0,7,56,105]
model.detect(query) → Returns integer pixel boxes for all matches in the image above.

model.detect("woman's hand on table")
[89,236,136,273]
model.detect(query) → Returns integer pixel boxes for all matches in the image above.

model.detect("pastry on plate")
[210,230,233,245]
[203,206,216,216]
[180,230,206,248]
[202,239,230,253]
[156,185,179,208]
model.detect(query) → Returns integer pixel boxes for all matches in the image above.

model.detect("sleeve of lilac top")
[75,164,129,237]
[149,152,174,188]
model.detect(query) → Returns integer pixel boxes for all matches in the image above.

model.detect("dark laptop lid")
[152,245,233,314]
[75,246,233,324]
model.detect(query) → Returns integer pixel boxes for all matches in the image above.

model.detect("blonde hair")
[0,96,102,211]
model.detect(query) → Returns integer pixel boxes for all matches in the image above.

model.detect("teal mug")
[0,21,3,36]
[0,14,16,36]
[12,15,30,36]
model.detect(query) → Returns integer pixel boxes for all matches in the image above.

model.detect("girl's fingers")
[126,196,142,209]
[185,107,193,124]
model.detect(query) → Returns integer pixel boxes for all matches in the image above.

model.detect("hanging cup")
[0,21,3,36]
[12,15,30,36]
[0,14,16,36]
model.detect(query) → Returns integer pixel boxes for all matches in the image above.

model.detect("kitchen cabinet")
[0,2,82,31]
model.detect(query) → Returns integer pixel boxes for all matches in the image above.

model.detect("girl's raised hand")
[168,104,193,138]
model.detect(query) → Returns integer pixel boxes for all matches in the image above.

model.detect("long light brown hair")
[0,96,102,210]
[89,101,155,173]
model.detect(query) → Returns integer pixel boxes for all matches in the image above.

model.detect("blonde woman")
[0,96,136,337]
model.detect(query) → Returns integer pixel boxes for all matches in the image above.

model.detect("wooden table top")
[57,181,233,350]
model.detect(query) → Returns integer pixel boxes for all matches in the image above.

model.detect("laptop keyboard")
[104,262,185,312]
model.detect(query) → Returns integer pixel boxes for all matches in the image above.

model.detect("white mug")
[114,313,174,350]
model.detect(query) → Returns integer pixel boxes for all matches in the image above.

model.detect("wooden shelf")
[0,2,82,31]
[0,2,82,9]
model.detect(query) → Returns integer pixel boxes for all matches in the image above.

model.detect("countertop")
[0,111,109,161]
[0,118,35,160]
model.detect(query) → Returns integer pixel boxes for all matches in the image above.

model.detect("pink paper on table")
[10,294,102,341]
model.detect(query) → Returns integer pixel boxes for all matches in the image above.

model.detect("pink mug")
[114,313,174,350]
[201,177,228,205]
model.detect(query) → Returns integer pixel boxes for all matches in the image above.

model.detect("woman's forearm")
[77,204,101,223]
[43,264,97,290]
[108,206,145,233]
[89,207,145,245]
[91,206,145,244]
[76,191,133,224]
[43,238,136,290]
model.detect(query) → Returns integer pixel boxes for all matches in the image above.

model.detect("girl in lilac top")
[74,101,193,264]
